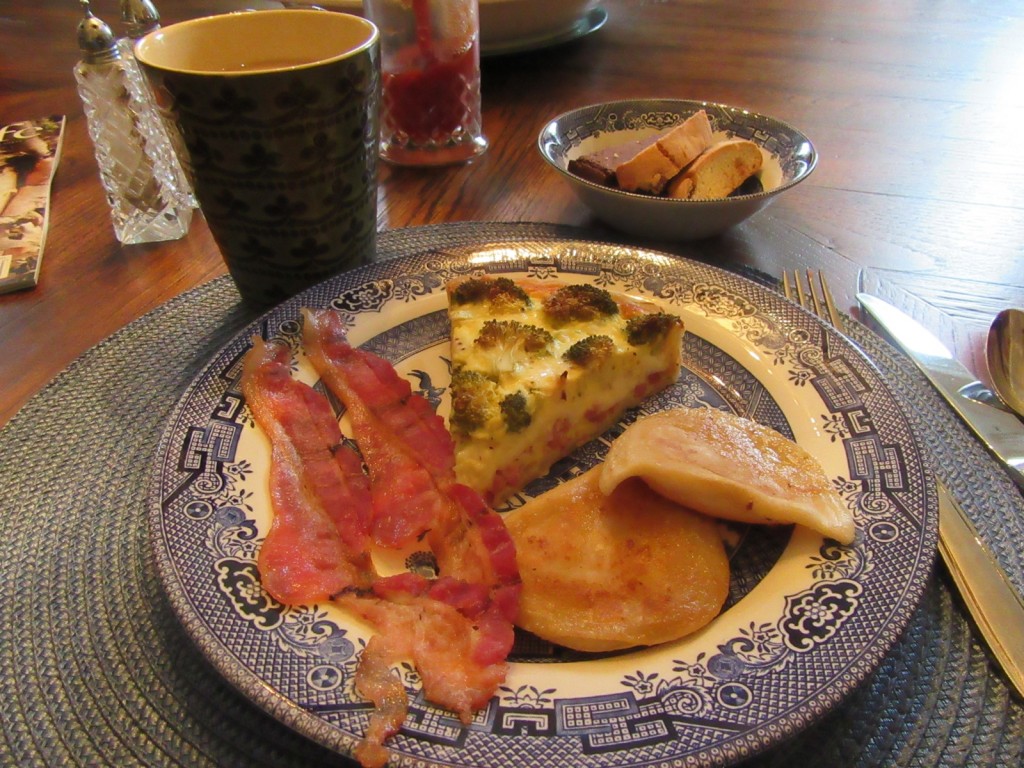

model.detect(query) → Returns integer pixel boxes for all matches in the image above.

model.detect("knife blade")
[936,478,1024,698]
[857,292,1024,490]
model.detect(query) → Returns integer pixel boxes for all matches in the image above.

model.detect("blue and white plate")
[148,240,937,767]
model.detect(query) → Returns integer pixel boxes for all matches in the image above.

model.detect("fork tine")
[816,272,843,331]
[794,271,808,309]
[782,270,809,310]
[782,270,844,332]
[804,269,823,318]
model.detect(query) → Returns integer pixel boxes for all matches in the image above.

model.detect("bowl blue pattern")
[538,99,818,240]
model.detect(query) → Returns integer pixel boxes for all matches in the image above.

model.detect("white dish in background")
[280,0,604,56]
[483,6,606,56]
[478,0,599,49]
[148,240,936,768]
[539,98,818,241]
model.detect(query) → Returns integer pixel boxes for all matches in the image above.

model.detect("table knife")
[857,292,1024,490]
[857,293,1024,697]
[936,479,1024,698]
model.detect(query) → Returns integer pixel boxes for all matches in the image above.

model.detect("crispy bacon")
[340,570,517,764]
[240,338,375,603]
[337,589,511,722]
[302,308,454,478]
[302,309,455,548]
[244,314,522,768]
[447,483,521,602]
[351,635,408,768]
[302,309,520,592]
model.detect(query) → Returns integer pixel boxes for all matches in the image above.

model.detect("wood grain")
[1,0,1023,428]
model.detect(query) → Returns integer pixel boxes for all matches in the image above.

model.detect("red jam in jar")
[381,41,479,144]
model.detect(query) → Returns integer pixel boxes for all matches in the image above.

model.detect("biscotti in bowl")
[538,99,817,241]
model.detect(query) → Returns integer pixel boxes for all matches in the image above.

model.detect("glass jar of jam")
[365,0,488,165]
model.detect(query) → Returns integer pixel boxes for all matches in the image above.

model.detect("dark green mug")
[137,9,380,307]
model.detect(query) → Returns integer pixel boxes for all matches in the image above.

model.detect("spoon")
[986,308,1024,419]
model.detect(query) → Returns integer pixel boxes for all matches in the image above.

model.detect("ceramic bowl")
[538,98,817,241]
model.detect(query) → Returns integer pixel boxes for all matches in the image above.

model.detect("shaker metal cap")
[77,0,119,64]
[120,0,161,39]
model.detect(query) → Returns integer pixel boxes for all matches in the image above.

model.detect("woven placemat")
[2,222,1022,767]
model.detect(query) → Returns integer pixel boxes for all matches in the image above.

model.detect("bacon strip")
[301,309,518,593]
[245,315,522,768]
[338,587,511,722]
[351,635,408,768]
[447,483,521,606]
[301,308,456,549]
[240,337,375,603]
[302,308,454,477]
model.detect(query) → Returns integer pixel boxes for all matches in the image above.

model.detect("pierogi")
[504,469,729,652]
[600,407,855,544]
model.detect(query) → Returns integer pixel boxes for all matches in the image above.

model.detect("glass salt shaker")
[73,0,191,244]
[117,0,197,209]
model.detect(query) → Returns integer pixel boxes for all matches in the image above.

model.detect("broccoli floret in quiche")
[474,319,553,376]
[563,334,615,366]
[542,284,619,325]
[449,277,531,313]
[500,391,532,433]
[449,369,500,434]
[625,312,683,346]
[476,319,553,353]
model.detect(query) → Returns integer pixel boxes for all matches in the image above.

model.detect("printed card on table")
[0,115,65,295]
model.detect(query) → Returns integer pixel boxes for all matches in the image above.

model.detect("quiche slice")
[445,275,684,506]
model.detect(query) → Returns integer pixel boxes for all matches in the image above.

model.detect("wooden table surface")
[2,0,1023,429]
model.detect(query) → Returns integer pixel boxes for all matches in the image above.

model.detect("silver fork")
[782,270,843,329]
[784,269,1024,699]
